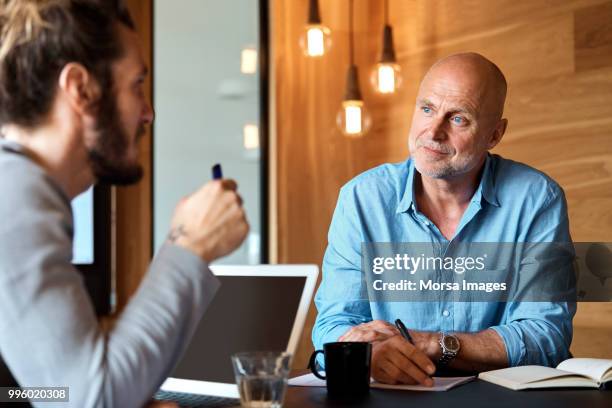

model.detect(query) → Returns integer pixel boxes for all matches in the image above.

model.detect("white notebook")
[478,358,612,390]
[288,373,475,392]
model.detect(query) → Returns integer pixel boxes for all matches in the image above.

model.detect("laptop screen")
[170,275,307,384]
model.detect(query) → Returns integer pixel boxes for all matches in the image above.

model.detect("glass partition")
[153,0,267,264]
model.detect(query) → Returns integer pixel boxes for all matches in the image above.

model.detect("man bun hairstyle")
[0,0,134,127]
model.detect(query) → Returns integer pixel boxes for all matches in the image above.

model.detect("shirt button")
[423,220,430,226]
[442,310,450,317]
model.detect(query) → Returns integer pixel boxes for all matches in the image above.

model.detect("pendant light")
[299,0,332,57]
[370,0,402,94]
[337,0,371,137]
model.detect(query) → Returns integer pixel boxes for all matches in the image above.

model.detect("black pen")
[395,319,414,344]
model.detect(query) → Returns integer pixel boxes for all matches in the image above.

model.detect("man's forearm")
[411,329,508,372]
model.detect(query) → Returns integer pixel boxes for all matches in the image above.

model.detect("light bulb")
[299,24,331,57]
[371,62,402,94]
[240,47,258,74]
[243,124,259,149]
[336,100,372,138]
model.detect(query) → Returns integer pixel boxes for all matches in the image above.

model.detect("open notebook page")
[557,358,612,383]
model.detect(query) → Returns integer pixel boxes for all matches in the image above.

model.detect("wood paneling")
[115,0,153,310]
[272,0,612,368]
[575,2,612,72]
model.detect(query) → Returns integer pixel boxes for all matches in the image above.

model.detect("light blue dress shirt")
[313,154,576,367]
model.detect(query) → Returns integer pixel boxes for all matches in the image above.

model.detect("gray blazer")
[0,139,220,407]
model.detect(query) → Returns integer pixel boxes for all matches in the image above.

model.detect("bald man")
[312,53,575,386]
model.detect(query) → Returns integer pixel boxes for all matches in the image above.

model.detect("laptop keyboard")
[154,390,240,407]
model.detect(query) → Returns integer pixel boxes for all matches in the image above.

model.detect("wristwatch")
[438,332,460,366]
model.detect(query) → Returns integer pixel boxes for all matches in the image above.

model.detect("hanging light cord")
[384,0,389,25]
[349,0,354,65]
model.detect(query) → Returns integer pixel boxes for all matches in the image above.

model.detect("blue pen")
[212,163,223,180]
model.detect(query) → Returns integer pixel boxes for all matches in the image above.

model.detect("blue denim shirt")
[313,154,576,367]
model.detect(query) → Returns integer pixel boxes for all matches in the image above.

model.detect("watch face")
[443,335,460,352]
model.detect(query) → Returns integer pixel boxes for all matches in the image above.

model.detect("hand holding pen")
[338,318,435,386]
[368,319,436,387]
[166,163,249,262]
[395,319,415,344]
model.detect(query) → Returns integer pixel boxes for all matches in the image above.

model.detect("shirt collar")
[396,154,499,214]
[396,159,416,214]
[474,154,500,208]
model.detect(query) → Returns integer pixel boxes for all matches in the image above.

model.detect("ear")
[58,63,102,115]
[487,118,507,149]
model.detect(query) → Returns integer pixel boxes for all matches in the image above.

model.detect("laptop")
[155,264,318,407]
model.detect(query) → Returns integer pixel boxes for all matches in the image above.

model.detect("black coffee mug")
[308,342,371,399]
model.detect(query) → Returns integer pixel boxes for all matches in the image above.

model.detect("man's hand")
[339,322,434,385]
[167,179,249,262]
[338,320,399,343]
[409,330,441,361]
[371,335,436,386]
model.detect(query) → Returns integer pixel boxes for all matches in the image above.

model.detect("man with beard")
[0,0,248,406]
[313,53,575,385]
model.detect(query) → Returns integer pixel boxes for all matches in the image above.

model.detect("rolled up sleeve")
[490,301,575,366]
[312,187,371,355]
[492,180,576,367]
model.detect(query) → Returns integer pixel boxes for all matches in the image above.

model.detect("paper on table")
[289,373,326,387]
[288,373,475,392]
[372,376,475,391]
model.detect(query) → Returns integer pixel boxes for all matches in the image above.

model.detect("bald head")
[408,52,509,180]
[421,52,507,120]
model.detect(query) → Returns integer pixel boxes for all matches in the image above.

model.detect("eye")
[421,106,432,114]
[451,115,466,125]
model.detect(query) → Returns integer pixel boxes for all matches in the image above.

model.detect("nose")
[142,100,155,125]
[427,115,447,141]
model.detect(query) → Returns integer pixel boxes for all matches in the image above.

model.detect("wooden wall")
[271,0,612,368]
[115,0,153,310]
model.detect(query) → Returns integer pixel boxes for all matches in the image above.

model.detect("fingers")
[392,336,436,377]
[220,178,237,191]
[386,346,434,386]
[374,356,419,385]
[361,320,399,336]
[169,177,249,261]
[338,324,436,387]
[193,179,238,199]
[214,192,248,226]
[338,321,398,342]
[339,329,391,343]
[194,179,244,219]
[213,179,243,208]
[372,336,435,387]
